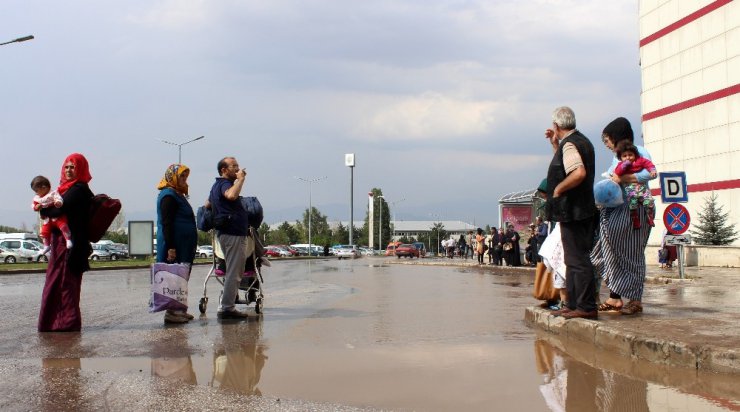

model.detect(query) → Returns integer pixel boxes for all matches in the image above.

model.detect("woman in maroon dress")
[38,153,93,332]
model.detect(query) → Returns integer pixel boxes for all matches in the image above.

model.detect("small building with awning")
[498,188,545,235]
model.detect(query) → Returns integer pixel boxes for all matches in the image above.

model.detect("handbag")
[149,262,191,313]
[503,242,513,252]
[533,262,559,301]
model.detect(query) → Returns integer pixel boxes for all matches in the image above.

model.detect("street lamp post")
[0,35,34,46]
[158,135,205,164]
[295,176,327,255]
[377,195,384,251]
[345,154,355,246]
[385,198,405,242]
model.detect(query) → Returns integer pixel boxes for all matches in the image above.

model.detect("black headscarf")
[602,117,634,145]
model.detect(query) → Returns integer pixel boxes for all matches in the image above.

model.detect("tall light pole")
[345,154,355,246]
[377,195,384,250]
[158,135,205,164]
[0,35,34,46]
[295,176,327,255]
[385,198,405,242]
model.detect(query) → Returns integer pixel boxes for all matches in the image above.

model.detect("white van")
[0,239,48,262]
[0,232,39,241]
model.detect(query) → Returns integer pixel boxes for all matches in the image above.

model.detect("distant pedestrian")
[535,216,548,262]
[502,224,521,267]
[493,228,505,266]
[458,234,467,258]
[475,228,485,265]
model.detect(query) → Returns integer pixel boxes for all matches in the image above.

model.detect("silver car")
[335,245,360,260]
[0,246,23,263]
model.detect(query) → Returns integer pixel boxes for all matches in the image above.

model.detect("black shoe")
[217,309,249,319]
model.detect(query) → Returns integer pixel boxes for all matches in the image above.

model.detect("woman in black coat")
[503,225,521,267]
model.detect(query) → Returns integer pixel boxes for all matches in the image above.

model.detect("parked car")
[271,245,299,256]
[90,243,112,260]
[264,246,286,258]
[266,246,292,257]
[335,245,360,259]
[0,239,48,262]
[105,244,128,261]
[196,245,214,258]
[359,247,378,256]
[412,242,427,258]
[395,244,420,258]
[0,246,23,264]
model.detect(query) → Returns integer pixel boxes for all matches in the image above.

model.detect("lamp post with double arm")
[158,135,205,164]
[295,176,327,255]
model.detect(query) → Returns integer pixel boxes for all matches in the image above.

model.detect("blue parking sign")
[659,172,688,203]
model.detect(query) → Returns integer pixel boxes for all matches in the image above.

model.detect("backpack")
[241,196,263,229]
[196,206,214,232]
[88,194,122,242]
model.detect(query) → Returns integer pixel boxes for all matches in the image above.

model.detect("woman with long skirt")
[38,153,94,332]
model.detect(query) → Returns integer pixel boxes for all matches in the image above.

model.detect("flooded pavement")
[0,258,738,411]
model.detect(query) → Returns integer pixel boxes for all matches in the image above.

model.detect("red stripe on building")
[639,0,733,47]
[650,179,740,197]
[642,84,740,121]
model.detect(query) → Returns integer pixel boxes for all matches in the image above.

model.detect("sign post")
[663,202,691,279]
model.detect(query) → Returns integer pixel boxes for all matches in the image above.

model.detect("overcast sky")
[2,0,642,230]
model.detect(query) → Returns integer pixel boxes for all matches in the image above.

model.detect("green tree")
[362,188,391,250]
[690,192,738,245]
[419,222,447,256]
[300,207,330,245]
[104,231,128,244]
[332,222,349,245]
[266,221,299,245]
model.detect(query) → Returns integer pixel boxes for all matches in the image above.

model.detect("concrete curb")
[525,307,740,374]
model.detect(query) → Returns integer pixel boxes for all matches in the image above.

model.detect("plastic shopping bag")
[149,262,190,313]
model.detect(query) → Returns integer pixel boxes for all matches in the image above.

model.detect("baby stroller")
[198,197,266,315]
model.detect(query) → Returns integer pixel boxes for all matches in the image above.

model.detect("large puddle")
[5,260,740,411]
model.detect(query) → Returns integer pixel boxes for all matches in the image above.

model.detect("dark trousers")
[560,218,597,312]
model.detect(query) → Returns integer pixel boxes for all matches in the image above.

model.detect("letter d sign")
[659,172,688,203]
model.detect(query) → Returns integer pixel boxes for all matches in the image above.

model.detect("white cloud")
[355,93,500,141]
[126,0,216,29]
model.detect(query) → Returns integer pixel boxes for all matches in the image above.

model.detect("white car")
[335,246,360,260]
[196,245,214,258]
[0,239,48,262]
[0,246,23,264]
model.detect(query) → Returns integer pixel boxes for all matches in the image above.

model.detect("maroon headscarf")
[58,153,92,195]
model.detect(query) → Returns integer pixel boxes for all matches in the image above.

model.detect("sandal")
[620,301,643,315]
[598,302,622,312]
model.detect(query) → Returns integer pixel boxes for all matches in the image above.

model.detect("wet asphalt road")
[1,258,738,411]
[0,257,548,411]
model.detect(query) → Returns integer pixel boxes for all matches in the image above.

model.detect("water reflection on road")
[5,258,737,411]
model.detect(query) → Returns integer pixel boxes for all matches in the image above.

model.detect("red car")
[269,245,300,256]
[263,246,284,257]
[395,244,420,258]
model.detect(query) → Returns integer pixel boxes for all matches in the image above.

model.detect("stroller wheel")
[255,297,263,314]
[199,297,208,314]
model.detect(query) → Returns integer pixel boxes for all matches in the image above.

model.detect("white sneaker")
[65,240,74,249]
[260,257,272,267]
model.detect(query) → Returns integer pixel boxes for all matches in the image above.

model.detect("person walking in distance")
[209,157,250,319]
[544,107,599,320]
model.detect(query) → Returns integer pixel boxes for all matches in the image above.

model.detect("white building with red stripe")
[639,0,739,246]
